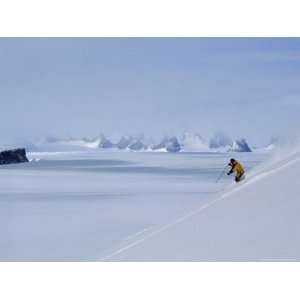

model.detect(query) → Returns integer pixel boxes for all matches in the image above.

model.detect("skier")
[227,158,245,182]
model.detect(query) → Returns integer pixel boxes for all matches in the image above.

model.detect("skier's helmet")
[230,158,235,164]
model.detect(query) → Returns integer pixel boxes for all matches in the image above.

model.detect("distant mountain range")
[13,132,278,153]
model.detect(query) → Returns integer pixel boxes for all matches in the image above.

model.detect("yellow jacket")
[229,160,244,176]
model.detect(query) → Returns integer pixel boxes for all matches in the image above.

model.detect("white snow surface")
[2,146,298,261]
[104,146,300,261]
[0,150,268,261]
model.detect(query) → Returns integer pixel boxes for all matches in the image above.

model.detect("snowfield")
[2,148,296,261]
[105,147,300,261]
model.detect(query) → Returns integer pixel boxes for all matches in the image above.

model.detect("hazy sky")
[1,38,300,146]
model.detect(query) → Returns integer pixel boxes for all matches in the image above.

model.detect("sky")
[1,38,300,146]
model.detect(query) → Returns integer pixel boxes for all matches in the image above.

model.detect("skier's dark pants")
[235,172,245,182]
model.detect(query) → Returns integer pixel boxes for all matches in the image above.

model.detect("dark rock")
[117,136,133,149]
[151,137,169,151]
[166,137,181,152]
[152,136,181,152]
[0,148,29,165]
[231,138,252,152]
[98,135,114,148]
[128,139,146,151]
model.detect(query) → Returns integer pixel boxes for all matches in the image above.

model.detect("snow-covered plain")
[0,150,270,261]
[106,147,300,261]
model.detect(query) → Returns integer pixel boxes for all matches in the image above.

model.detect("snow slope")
[103,147,300,261]
[0,151,265,261]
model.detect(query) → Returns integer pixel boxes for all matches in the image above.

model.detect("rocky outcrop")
[152,136,181,152]
[230,138,252,152]
[166,137,181,152]
[116,136,132,150]
[128,139,147,151]
[0,148,29,165]
[98,135,114,149]
[151,137,169,151]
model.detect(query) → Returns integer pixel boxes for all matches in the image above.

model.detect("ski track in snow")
[100,155,300,261]
[122,226,155,241]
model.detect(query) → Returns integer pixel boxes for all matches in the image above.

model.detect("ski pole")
[215,164,228,183]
